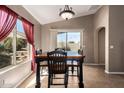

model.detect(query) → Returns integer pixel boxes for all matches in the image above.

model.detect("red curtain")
[22,19,35,71]
[0,5,18,41]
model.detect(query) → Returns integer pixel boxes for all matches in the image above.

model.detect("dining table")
[35,51,85,88]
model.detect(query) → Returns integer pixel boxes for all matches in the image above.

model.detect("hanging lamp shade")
[59,5,75,20]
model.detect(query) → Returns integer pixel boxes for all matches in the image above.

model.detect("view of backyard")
[0,19,29,69]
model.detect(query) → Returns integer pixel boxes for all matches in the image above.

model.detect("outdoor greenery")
[0,54,11,68]
[1,37,27,53]
[0,44,5,52]
[0,37,27,69]
[3,37,13,53]
[16,37,27,51]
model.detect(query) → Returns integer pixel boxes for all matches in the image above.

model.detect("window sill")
[0,60,31,75]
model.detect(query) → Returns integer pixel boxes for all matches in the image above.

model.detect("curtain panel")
[22,19,35,71]
[0,5,18,41]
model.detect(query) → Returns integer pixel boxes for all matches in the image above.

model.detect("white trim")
[0,60,31,75]
[84,63,105,66]
[105,70,124,74]
[14,71,33,88]
[50,29,84,32]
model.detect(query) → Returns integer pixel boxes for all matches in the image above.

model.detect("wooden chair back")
[47,51,67,74]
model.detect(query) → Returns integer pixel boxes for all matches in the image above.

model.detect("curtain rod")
[18,15,22,20]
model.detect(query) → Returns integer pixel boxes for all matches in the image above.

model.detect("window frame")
[15,19,31,65]
[0,19,32,70]
[56,29,83,51]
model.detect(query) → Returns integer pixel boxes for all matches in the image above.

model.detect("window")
[57,32,66,49]
[57,32,80,51]
[16,19,30,64]
[0,19,31,69]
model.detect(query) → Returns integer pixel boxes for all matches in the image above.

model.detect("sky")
[16,19,24,33]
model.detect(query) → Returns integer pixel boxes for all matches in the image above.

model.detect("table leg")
[78,57,84,88]
[35,61,41,88]
[71,60,74,74]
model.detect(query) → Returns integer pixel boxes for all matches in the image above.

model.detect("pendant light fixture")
[59,5,75,20]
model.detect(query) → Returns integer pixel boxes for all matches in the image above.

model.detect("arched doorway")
[98,28,105,65]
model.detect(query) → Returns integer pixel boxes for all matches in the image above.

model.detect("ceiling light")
[59,5,75,20]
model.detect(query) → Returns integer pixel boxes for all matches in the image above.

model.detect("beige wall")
[7,5,41,48]
[109,6,124,72]
[94,5,124,72]
[41,15,94,63]
[93,6,109,72]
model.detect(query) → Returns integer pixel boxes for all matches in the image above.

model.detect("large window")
[16,19,29,64]
[57,32,80,51]
[0,19,30,69]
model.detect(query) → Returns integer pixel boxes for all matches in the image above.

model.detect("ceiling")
[23,5,101,25]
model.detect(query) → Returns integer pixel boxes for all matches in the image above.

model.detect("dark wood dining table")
[35,51,85,88]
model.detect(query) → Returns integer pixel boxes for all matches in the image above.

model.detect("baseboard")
[84,63,105,66]
[105,70,124,74]
[14,71,33,88]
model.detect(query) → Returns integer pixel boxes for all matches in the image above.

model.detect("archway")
[98,27,105,65]
[94,27,106,65]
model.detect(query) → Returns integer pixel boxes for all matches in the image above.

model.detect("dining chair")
[55,48,75,74]
[47,51,68,88]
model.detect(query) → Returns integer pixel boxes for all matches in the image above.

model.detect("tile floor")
[18,65,124,88]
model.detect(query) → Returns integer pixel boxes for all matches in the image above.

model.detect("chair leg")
[77,67,78,75]
[77,67,80,81]
[64,74,66,88]
[48,74,51,88]
[65,75,68,88]
[71,60,74,74]
[64,71,68,88]
[53,74,55,78]
[51,74,53,84]
[65,85,67,88]
[67,74,69,88]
